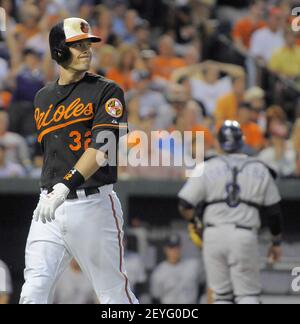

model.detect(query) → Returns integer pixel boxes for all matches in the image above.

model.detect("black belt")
[206,223,254,231]
[67,187,100,200]
[42,187,101,200]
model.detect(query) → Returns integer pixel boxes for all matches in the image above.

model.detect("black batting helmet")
[49,17,101,64]
[218,120,244,153]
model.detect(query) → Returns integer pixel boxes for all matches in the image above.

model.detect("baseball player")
[178,120,283,304]
[150,234,205,304]
[20,18,138,304]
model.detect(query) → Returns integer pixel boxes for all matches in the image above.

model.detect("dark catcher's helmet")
[218,120,244,153]
[49,17,101,64]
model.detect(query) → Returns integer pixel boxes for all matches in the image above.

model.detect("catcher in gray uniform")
[178,121,283,304]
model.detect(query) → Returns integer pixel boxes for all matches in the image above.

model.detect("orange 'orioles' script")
[35,98,94,143]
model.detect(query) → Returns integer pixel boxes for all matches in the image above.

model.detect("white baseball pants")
[20,185,138,304]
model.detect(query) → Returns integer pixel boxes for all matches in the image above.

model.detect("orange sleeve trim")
[38,117,94,143]
[92,124,128,130]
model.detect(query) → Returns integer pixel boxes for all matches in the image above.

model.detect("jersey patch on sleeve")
[105,98,123,118]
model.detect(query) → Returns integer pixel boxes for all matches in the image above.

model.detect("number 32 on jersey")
[69,130,92,152]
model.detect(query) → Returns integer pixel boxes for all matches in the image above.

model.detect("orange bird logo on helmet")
[80,22,89,34]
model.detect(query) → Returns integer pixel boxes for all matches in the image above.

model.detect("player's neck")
[58,69,86,86]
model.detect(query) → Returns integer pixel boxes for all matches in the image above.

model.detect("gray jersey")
[0,132,31,166]
[0,260,12,294]
[54,266,96,304]
[179,154,281,229]
[124,252,147,290]
[150,258,204,304]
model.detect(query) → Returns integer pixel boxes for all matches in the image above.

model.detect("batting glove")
[33,183,70,224]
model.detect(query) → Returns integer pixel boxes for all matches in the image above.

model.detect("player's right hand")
[33,183,70,224]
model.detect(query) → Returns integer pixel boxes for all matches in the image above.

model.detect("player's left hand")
[33,183,70,224]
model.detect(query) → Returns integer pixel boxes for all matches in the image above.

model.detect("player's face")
[68,40,93,72]
[165,246,182,264]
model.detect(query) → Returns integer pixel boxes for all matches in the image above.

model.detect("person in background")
[30,154,43,179]
[178,121,283,304]
[0,110,31,170]
[0,0,16,47]
[124,114,184,180]
[183,45,201,67]
[24,10,66,57]
[126,95,142,131]
[92,5,119,47]
[183,100,214,145]
[54,259,97,304]
[0,259,13,304]
[150,233,205,304]
[172,0,194,48]
[111,0,129,38]
[259,120,296,177]
[128,69,174,130]
[162,83,198,168]
[151,35,186,81]
[250,7,285,65]
[244,86,266,131]
[0,143,25,178]
[106,45,139,91]
[237,103,265,153]
[123,236,147,301]
[269,28,300,79]
[214,75,246,128]
[93,45,118,76]
[139,49,157,79]
[134,20,152,52]
[11,49,45,104]
[122,9,140,44]
[8,49,44,138]
[232,0,266,55]
[7,4,41,67]
[265,105,288,140]
[166,83,190,117]
[190,61,244,117]
[78,0,94,22]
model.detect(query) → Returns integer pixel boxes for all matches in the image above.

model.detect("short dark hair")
[22,48,40,58]
[165,233,181,248]
[239,102,252,110]
[177,76,189,84]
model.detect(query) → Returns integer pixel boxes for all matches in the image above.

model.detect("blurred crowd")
[0,0,300,179]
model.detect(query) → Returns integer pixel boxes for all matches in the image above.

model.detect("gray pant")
[203,225,261,304]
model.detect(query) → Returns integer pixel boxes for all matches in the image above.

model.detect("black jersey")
[34,73,128,189]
